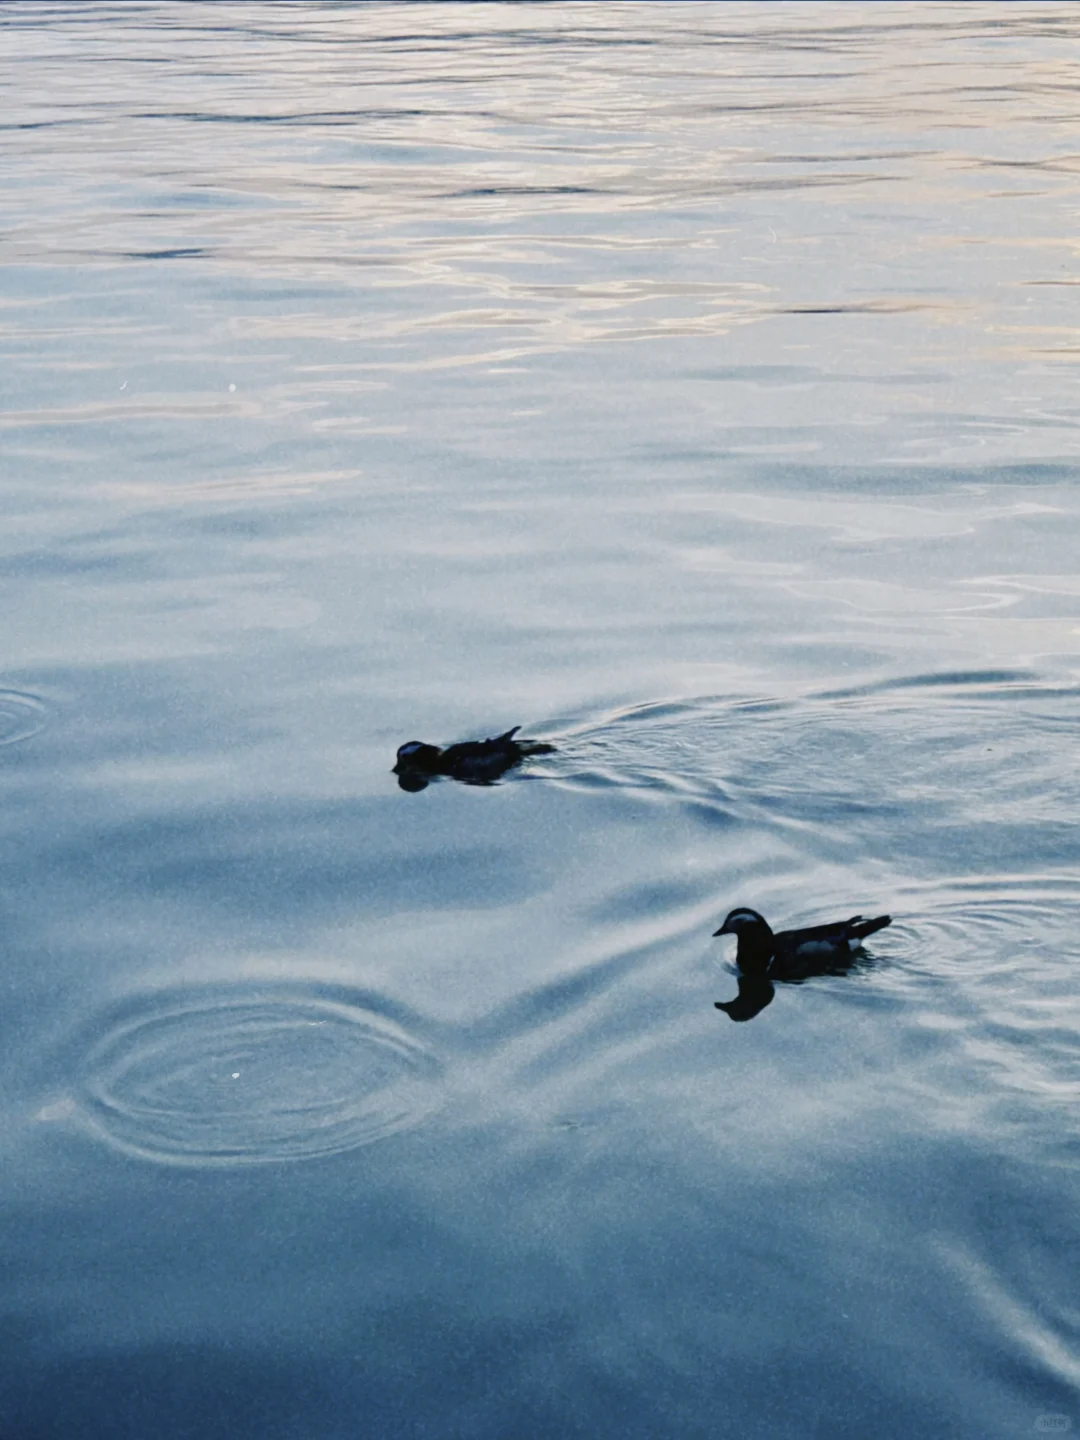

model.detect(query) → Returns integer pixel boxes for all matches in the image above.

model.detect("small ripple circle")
[75,987,443,1166]
[0,690,48,747]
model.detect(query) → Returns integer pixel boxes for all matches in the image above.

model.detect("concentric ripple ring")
[74,987,443,1166]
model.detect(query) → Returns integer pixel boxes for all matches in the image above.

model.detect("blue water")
[3,4,1080,1436]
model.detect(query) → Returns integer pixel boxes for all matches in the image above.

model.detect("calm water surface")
[2,4,1080,1436]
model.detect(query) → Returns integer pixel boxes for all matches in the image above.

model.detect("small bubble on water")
[228,383,236,392]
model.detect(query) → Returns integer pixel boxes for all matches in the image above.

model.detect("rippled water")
[65,985,443,1165]
[3,4,1080,1437]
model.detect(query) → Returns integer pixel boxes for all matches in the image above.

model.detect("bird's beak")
[714,922,732,937]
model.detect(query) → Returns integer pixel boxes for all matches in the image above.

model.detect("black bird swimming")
[712,906,891,1021]
[393,726,555,791]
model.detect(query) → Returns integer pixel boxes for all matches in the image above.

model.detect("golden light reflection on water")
[3,3,1079,370]
[2,5,1079,527]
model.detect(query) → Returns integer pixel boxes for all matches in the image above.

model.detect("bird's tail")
[493,726,555,756]
[848,914,891,941]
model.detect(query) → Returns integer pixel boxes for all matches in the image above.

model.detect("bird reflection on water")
[712,906,892,1022]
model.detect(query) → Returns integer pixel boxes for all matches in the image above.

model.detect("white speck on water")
[35,1098,76,1123]
[228,383,236,392]
[231,1072,240,1079]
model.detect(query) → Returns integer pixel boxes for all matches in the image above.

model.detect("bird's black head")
[713,907,771,939]
[393,741,442,775]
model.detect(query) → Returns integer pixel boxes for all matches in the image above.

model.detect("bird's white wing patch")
[793,938,843,957]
